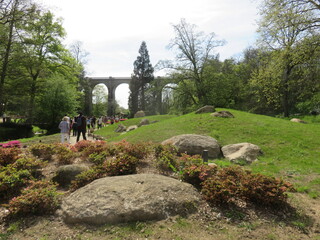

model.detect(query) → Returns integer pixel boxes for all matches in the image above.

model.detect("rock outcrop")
[60,174,200,225]
[211,111,234,118]
[138,119,150,127]
[290,118,307,124]
[134,111,145,118]
[221,142,262,164]
[162,134,221,158]
[114,124,127,133]
[126,125,138,132]
[195,105,215,114]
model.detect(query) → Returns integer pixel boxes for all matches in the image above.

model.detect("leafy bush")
[180,164,218,189]
[5,180,61,218]
[154,144,179,172]
[29,143,56,161]
[0,148,22,167]
[88,152,108,165]
[53,143,77,165]
[70,154,139,191]
[115,140,150,159]
[103,154,139,176]
[81,140,108,158]
[73,140,95,152]
[201,166,295,206]
[0,166,33,200]
[11,157,46,177]
[70,167,106,191]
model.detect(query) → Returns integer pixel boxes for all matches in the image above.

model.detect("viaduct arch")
[86,76,173,116]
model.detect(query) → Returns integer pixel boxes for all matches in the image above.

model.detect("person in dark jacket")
[76,112,87,142]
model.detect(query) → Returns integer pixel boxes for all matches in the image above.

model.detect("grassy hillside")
[95,108,320,197]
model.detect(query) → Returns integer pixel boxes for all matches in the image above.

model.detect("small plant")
[5,180,61,218]
[29,143,56,161]
[0,148,22,166]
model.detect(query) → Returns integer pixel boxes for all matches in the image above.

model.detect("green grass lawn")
[94,109,320,197]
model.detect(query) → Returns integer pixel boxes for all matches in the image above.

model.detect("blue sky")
[36,0,261,108]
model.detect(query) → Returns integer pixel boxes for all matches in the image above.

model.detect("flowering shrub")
[0,147,22,166]
[29,143,56,161]
[5,180,61,218]
[180,164,218,189]
[201,166,295,206]
[0,166,33,200]
[178,154,203,167]
[154,144,179,172]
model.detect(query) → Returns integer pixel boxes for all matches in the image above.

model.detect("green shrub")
[180,164,218,189]
[201,166,295,206]
[88,152,108,165]
[154,144,179,173]
[81,140,108,158]
[0,148,22,167]
[0,166,33,200]
[70,167,105,191]
[5,180,61,218]
[73,140,95,152]
[53,143,77,165]
[115,140,150,159]
[29,143,55,161]
[11,157,46,178]
[103,154,139,176]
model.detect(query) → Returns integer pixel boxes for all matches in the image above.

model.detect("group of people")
[58,113,125,143]
[58,113,86,143]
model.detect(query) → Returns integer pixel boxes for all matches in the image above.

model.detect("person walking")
[59,116,70,143]
[76,112,87,142]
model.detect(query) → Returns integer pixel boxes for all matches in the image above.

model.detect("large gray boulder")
[60,174,200,225]
[221,143,262,164]
[290,118,307,124]
[195,105,215,114]
[114,124,126,133]
[162,134,221,158]
[134,111,145,118]
[211,111,234,118]
[53,164,90,188]
[138,118,150,127]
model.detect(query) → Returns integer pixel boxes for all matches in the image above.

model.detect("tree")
[129,41,154,116]
[92,84,108,117]
[257,0,320,116]
[158,19,225,108]
[0,0,36,115]
[37,73,78,129]
[16,10,66,121]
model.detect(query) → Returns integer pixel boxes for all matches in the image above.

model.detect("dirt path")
[69,134,94,145]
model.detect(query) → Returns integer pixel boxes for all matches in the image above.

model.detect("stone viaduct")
[86,76,171,116]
